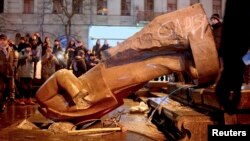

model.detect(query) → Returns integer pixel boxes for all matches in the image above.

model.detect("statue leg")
[102,55,185,94]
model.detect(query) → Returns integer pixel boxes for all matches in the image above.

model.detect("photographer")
[52,39,66,70]
[41,48,59,81]
[16,44,35,105]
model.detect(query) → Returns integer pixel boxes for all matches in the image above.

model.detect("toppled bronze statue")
[36,3,219,124]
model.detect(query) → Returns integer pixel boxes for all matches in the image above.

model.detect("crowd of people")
[0,32,110,112]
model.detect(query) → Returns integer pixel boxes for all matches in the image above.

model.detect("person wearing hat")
[0,34,19,112]
[72,50,87,77]
[210,13,223,51]
[41,47,59,81]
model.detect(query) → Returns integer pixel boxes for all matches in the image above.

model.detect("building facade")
[0,0,226,48]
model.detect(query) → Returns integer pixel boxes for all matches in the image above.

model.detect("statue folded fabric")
[36,3,219,124]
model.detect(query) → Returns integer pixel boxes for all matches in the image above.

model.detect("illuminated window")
[97,0,108,15]
[23,0,34,14]
[73,0,83,14]
[213,0,222,16]
[190,0,200,5]
[53,0,63,14]
[121,0,131,16]
[167,0,177,13]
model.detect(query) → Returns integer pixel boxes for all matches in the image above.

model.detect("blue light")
[88,26,143,49]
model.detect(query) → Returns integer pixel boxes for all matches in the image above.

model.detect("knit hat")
[210,13,220,21]
[0,34,7,40]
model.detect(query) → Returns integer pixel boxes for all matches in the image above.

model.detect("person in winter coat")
[210,13,223,51]
[41,47,59,81]
[16,44,35,105]
[0,34,18,111]
[72,50,87,77]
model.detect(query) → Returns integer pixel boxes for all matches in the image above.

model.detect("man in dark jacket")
[72,50,87,77]
[17,37,30,52]
[0,34,18,112]
[97,39,110,60]
[210,13,223,51]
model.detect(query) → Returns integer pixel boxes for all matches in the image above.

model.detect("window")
[121,0,131,16]
[213,0,222,17]
[53,0,63,14]
[144,0,154,12]
[144,0,154,20]
[190,0,200,5]
[97,0,108,15]
[0,0,3,13]
[167,0,177,13]
[23,0,34,14]
[73,0,83,14]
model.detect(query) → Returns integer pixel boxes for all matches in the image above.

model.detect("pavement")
[0,98,167,141]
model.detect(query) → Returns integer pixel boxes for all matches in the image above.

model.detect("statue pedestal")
[146,81,250,141]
